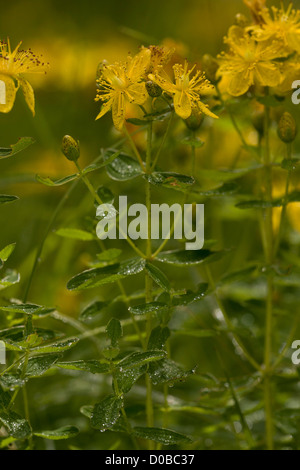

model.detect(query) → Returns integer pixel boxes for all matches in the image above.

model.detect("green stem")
[145,122,155,449]
[75,161,146,259]
[262,101,274,451]
[112,372,139,450]
[123,126,146,171]
[151,112,174,171]
[273,142,292,258]
[205,266,261,371]
[216,84,247,148]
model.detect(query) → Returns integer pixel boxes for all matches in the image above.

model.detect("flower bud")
[146,80,162,98]
[278,112,297,143]
[62,135,80,161]
[184,107,204,131]
[202,54,219,84]
[234,13,250,27]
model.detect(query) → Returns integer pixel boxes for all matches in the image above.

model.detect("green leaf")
[0,374,25,391]
[0,387,11,410]
[56,361,110,374]
[172,283,208,306]
[32,338,79,353]
[96,249,122,262]
[91,395,123,431]
[145,263,171,292]
[180,137,205,148]
[144,172,195,191]
[0,411,31,439]
[36,174,77,187]
[67,258,146,291]
[19,354,62,378]
[0,137,35,160]
[34,426,79,440]
[80,405,93,419]
[133,427,192,445]
[118,350,166,370]
[197,166,262,184]
[149,358,194,385]
[156,249,224,266]
[104,149,143,181]
[0,195,19,205]
[129,302,168,315]
[126,118,149,126]
[0,243,16,263]
[194,182,239,197]
[55,228,95,241]
[79,301,108,322]
[148,326,170,350]
[0,303,55,316]
[106,318,123,347]
[236,199,281,209]
[0,270,20,290]
[96,186,115,204]
[115,365,146,393]
[36,151,120,187]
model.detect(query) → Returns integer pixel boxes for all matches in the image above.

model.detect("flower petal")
[112,92,125,131]
[95,98,113,120]
[227,70,252,96]
[0,74,17,114]
[19,77,35,116]
[254,63,281,87]
[126,82,148,105]
[127,48,151,82]
[174,91,192,119]
[197,101,219,119]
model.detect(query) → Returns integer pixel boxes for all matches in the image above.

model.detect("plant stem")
[145,122,155,449]
[273,142,292,258]
[151,112,174,171]
[123,126,146,171]
[262,102,274,450]
[205,266,261,371]
[215,84,248,148]
[74,161,146,259]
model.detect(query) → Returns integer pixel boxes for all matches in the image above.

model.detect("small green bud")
[202,54,219,84]
[62,135,80,161]
[185,107,204,131]
[278,112,297,143]
[146,80,162,98]
[234,13,250,27]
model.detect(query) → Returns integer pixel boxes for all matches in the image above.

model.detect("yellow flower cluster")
[218,2,300,96]
[0,39,48,115]
[95,45,218,131]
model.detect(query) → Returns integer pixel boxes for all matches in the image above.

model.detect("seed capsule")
[146,80,162,98]
[62,135,80,161]
[278,112,297,143]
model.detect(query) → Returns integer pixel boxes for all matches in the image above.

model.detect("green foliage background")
[0,0,300,450]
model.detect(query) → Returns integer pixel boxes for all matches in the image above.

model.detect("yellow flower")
[95,48,151,131]
[251,4,300,54]
[0,39,48,115]
[146,45,174,74]
[149,61,218,120]
[275,55,300,94]
[217,26,286,96]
